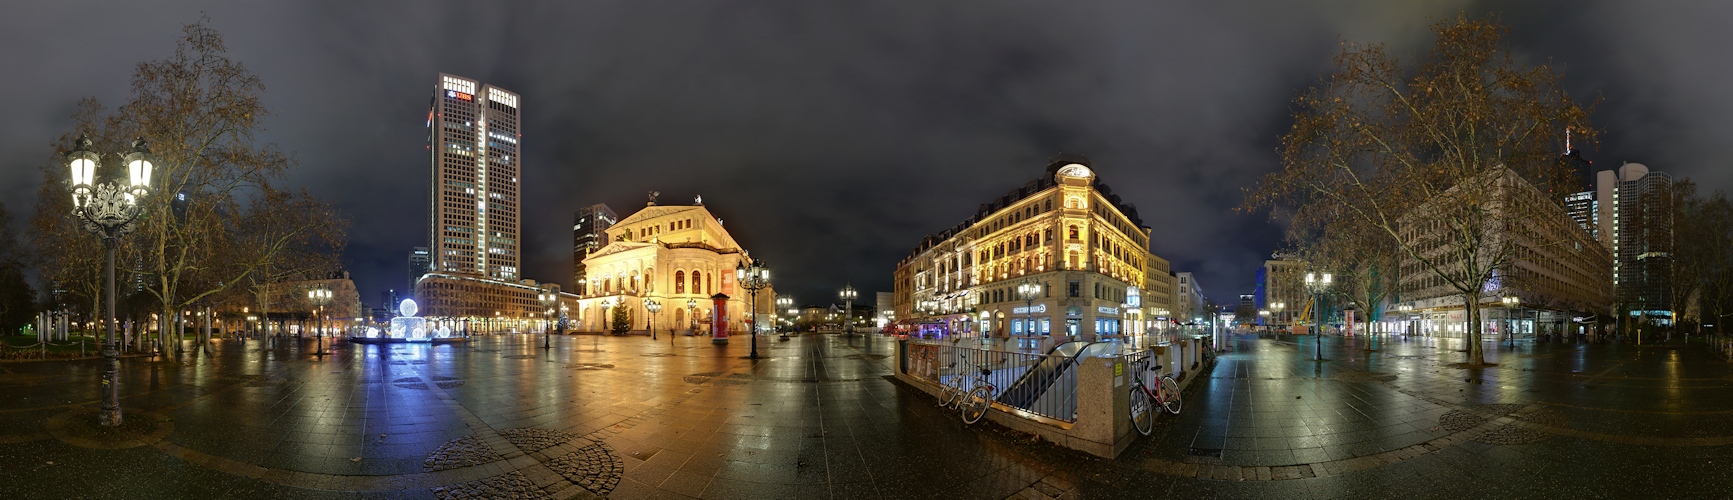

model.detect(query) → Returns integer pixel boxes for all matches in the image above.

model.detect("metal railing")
[911,340,1158,423]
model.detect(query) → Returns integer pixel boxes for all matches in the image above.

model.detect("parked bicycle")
[957,363,998,424]
[1129,360,1182,435]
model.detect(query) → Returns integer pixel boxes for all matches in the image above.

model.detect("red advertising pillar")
[711,293,730,345]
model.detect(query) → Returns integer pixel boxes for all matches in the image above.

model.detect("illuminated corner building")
[892,155,1162,347]
[572,203,618,291]
[429,74,521,281]
[1597,163,1674,322]
[1256,253,1304,328]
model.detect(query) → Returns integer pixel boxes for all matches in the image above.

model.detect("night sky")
[6,1,1733,309]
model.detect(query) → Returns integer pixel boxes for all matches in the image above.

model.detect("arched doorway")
[674,308,686,330]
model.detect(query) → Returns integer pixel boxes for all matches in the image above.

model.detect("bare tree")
[37,18,348,352]
[1243,17,1592,366]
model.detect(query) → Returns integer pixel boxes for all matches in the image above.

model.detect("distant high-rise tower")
[408,246,431,291]
[1596,162,1674,320]
[429,74,521,280]
[1560,131,1598,240]
[572,204,618,290]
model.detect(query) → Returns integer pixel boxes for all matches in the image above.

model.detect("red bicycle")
[1130,361,1182,435]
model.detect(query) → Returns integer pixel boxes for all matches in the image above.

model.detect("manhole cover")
[393,377,430,390]
[566,363,615,371]
[504,355,536,360]
[640,353,677,357]
[684,371,722,384]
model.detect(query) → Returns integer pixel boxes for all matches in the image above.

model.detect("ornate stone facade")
[572,203,772,334]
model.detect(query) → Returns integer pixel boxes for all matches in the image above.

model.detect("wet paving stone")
[7,332,1733,498]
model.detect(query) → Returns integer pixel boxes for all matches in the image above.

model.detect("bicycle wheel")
[1130,387,1155,435]
[960,386,992,424]
[1159,376,1183,414]
[938,376,962,407]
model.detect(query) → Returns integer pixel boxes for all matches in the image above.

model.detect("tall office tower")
[407,246,431,290]
[1560,133,1598,239]
[429,74,521,280]
[572,203,618,289]
[1596,162,1674,320]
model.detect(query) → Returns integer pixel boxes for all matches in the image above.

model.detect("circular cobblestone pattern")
[684,371,723,384]
[424,435,503,471]
[1476,407,1565,445]
[431,470,546,500]
[499,428,578,453]
[547,437,624,496]
[565,363,615,371]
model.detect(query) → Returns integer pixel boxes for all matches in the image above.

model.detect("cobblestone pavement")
[2,331,1733,498]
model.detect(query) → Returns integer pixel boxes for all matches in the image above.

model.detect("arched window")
[631,271,641,292]
[645,269,654,292]
[1068,251,1079,270]
[692,271,701,294]
[1068,225,1079,239]
[675,271,686,294]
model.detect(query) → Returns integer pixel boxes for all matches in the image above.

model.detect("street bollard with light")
[1304,271,1333,361]
[66,135,153,428]
[308,286,333,356]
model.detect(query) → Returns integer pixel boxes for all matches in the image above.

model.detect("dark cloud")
[4,1,1729,307]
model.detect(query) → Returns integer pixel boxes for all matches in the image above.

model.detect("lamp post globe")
[67,135,153,428]
[686,298,698,334]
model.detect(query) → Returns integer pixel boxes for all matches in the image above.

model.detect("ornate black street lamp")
[1305,271,1333,361]
[308,286,333,356]
[838,284,858,337]
[540,289,559,349]
[736,258,771,359]
[66,135,153,427]
[776,296,793,338]
[646,299,661,340]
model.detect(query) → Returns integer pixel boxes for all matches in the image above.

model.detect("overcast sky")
[6,1,1732,308]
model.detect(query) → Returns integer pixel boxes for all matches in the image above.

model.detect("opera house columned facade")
[571,201,773,335]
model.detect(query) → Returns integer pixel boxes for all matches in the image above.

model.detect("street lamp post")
[308,286,333,356]
[539,291,558,349]
[1502,295,1520,349]
[1017,279,1040,345]
[736,259,771,359]
[646,299,661,340]
[1271,302,1286,333]
[686,298,698,335]
[776,296,793,339]
[66,135,154,428]
[839,283,858,337]
[1304,271,1333,361]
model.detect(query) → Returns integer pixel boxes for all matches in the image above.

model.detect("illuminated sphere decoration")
[399,299,419,318]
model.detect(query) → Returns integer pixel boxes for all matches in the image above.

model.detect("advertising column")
[711,293,730,345]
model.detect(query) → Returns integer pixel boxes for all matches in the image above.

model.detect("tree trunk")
[1464,293,1486,365]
